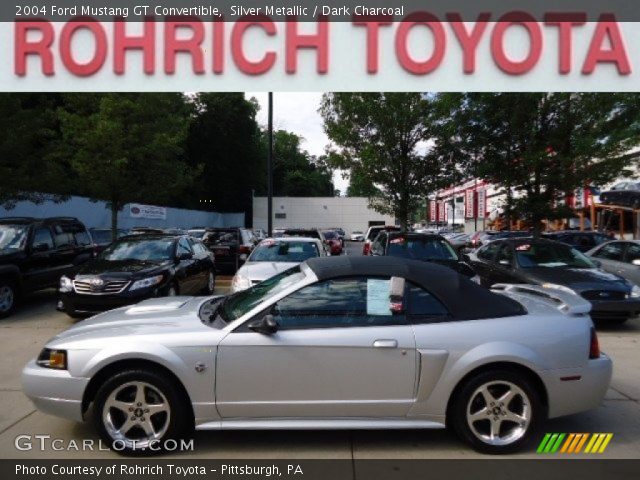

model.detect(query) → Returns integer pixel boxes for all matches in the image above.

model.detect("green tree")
[430,93,640,236]
[59,93,194,235]
[269,130,334,197]
[321,92,453,229]
[183,93,264,215]
[0,93,71,207]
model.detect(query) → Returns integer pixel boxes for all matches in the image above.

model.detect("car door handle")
[373,339,398,348]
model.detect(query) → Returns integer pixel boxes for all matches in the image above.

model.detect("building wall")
[253,197,396,235]
[0,195,244,229]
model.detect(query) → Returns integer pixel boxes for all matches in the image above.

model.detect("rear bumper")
[22,360,88,422]
[543,354,613,419]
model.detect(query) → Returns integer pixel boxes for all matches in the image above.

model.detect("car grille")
[73,279,130,295]
[581,290,626,301]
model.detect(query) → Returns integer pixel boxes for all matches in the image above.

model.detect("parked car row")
[0,216,272,319]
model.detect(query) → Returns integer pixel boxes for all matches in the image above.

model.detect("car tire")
[93,368,192,455]
[166,284,178,297]
[202,270,216,295]
[450,369,544,454]
[0,280,17,319]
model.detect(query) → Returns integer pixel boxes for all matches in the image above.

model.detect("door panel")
[216,325,417,418]
[216,276,417,418]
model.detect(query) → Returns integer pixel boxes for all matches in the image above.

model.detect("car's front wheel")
[0,280,17,319]
[202,270,216,295]
[450,369,544,454]
[93,369,192,455]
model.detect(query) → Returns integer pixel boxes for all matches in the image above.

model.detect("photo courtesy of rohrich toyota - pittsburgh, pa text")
[0,1,639,479]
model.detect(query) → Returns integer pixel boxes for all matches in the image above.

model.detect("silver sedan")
[22,256,612,455]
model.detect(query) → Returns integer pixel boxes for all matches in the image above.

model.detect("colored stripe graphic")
[537,433,565,453]
[538,433,613,454]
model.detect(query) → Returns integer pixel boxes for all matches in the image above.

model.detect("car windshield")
[249,241,319,262]
[387,237,458,261]
[515,243,595,269]
[101,238,175,262]
[0,225,28,252]
[220,266,306,321]
[204,230,237,245]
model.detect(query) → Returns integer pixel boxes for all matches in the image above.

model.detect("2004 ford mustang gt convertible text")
[22,256,612,454]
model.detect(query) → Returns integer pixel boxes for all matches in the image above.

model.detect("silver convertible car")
[22,256,612,454]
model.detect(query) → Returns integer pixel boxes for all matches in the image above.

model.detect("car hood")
[522,267,631,293]
[47,296,224,348]
[239,261,299,281]
[76,258,172,278]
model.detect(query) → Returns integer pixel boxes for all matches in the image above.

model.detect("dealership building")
[253,197,395,235]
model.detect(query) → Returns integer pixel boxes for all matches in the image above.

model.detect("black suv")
[543,230,611,252]
[0,217,94,318]
[58,233,215,317]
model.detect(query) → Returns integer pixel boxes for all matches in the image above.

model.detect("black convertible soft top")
[305,256,525,320]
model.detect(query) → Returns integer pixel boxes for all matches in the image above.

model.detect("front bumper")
[59,288,160,314]
[543,354,613,419]
[589,298,640,321]
[22,360,89,422]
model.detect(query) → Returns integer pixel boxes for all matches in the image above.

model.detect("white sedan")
[231,237,324,292]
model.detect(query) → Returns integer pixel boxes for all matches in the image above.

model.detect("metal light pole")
[267,92,274,237]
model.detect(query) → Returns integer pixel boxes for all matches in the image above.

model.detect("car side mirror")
[592,259,602,268]
[248,314,278,335]
[177,252,193,261]
[32,242,49,252]
[461,253,471,263]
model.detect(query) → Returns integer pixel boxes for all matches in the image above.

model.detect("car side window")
[593,242,625,261]
[32,227,54,250]
[271,277,406,330]
[496,243,514,265]
[192,241,208,256]
[52,224,75,247]
[477,242,500,262]
[372,233,386,254]
[406,283,449,324]
[177,238,192,256]
[625,244,640,263]
[73,228,92,247]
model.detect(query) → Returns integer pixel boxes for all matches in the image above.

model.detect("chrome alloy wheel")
[466,380,531,446]
[0,285,14,313]
[102,381,171,448]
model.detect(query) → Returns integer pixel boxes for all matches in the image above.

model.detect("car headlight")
[542,283,577,295]
[231,274,252,292]
[130,275,164,291]
[630,285,640,298]
[59,276,73,293]
[36,348,67,369]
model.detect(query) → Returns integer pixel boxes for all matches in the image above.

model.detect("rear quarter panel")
[408,306,592,419]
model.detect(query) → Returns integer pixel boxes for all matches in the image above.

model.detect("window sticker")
[367,279,391,316]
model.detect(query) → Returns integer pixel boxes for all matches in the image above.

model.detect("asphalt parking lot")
[0,243,638,459]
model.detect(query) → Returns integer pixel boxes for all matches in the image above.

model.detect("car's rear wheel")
[93,369,191,455]
[451,369,544,454]
[0,280,17,319]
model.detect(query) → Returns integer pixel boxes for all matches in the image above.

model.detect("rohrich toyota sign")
[4,11,640,91]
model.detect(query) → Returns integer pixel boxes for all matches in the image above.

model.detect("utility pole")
[267,92,274,237]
